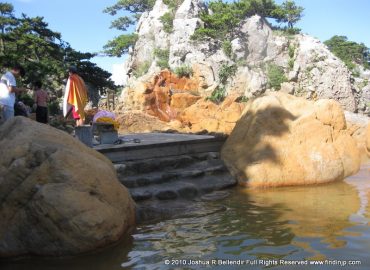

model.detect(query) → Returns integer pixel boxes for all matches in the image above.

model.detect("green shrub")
[219,63,237,84]
[267,63,287,90]
[18,93,34,107]
[222,40,233,58]
[163,0,183,9]
[207,85,226,103]
[133,61,151,77]
[288,44,295,59]
[324,35,370,71]
[285,27,301,35]
[160,12,175,33]
[48,100,60,115]
[190,28,218,41]
[236,95,249,103]
[154,48,170,69]
[174,65,193,78]
[288,58,294,70]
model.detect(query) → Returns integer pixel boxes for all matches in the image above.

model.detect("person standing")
[63,66,88,126]
[0,64,26,122]
[33,81,49,123]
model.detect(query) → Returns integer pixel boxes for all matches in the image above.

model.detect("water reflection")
[1,163,369,270]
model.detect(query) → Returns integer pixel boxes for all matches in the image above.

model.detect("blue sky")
[9,0,370,81]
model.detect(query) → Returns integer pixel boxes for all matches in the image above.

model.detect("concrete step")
[95,133,225,162]
[129,173,236,201]
[114,152,220,177]
[119,159,227,188]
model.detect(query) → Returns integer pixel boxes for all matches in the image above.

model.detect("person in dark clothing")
[33,81,49,123]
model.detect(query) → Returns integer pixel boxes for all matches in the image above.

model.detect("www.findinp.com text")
[164,259,362,267]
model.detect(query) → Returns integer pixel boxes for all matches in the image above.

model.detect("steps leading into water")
[96,133,236,222]
[113,152,237,221]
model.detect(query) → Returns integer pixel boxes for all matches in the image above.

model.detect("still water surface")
[1,163,370,270]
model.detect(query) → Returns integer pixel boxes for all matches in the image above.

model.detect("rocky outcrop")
[180,96,245,134]
[117,70,245,134]
[221,92,361,188]
[115,0,370,136]
[344,111,370,160]
[120,0,361,113]
[0,117,135,258]
[367,124,370,157]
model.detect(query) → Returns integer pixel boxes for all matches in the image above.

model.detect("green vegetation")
[48,100,60,115]
[288,44,296,70]
[163,0,183,9]
[103,0,156,56]
[357,79,369,90]
[160,0,183,33]
[192,0,303,41]
[104,0,303,56]
[103,34,138,57]
[104,0,184,53]
[222,40,233,58]
[266,63,287,90]
[208,85,227,103]
[0,3,116,93]
[133,61,151,77]
[236,95,249,103]
[174,65,193,78]
[288,58,294,70]
[324,35,370,71]
[288,44,295,58]
[271,0,304,29]
[208,63,238,103]
[160,12,175,33]
[154,48,170,69]
[18,93,34,107]
[218,63,238,84]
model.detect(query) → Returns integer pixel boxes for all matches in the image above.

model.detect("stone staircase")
[114,152,237,222]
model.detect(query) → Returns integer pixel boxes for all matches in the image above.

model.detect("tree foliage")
[103,0,155,57]
[105,0,304,55]
[103,33,138,57]
[324,35,370,70]
[192,0,303,41]
[272,0,304,29]
[0,2,116,94]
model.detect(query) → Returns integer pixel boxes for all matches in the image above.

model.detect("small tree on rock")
[272,0,304,29]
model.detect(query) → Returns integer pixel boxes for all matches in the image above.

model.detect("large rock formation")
[367,124,370,157]
[0,117,135,258]
[117,70,246,134]
[119,0,366,118]
[221,92,361,188]
[344,111,370,160]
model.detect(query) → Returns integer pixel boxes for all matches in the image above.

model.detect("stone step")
[129,173,237,201]
[114,152,220,177]
[96,133,225,162]
[119,159,227,188]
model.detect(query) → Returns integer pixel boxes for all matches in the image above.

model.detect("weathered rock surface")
[120,0,362,113]
[344,111,370,160]
[367,124,370,157]
[0,117,135,258]
[180,96,245,134]
[221,92,361,188]
[117,70,245,134]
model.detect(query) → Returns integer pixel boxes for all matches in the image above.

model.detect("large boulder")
[344,111,370,160]
[221,92,361,188]
[367,124,370,157]
[0,117,135,258]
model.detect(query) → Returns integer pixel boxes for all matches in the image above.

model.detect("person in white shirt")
[0,64,26,122]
